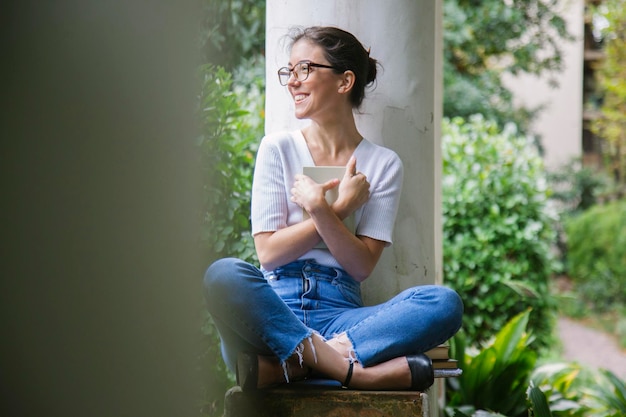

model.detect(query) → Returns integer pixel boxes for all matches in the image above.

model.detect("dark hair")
[287,26,378,109]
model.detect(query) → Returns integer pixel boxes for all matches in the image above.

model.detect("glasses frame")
[277,60,339,86]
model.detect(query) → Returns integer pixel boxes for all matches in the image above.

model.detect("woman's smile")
[293,93,308,104]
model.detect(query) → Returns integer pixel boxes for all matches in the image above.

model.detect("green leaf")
[527,380,553,417]
[491,310,530,363]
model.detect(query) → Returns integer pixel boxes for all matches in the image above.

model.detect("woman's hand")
[290,175,339,214]
[333,156,370,219]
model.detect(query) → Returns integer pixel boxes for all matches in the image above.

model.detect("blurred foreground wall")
[1,2,204,416]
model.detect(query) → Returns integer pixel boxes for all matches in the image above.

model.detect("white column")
[266,0,443,304]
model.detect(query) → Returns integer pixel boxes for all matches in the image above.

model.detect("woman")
[204,26,463,391]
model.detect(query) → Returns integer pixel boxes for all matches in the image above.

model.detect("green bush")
[197,63,264,416]
[564,200,626,311]
[547,159,614,215]
[546,158,615,277]
[197,64,259,263]
[442,115,558,350]
[199,0,266,70]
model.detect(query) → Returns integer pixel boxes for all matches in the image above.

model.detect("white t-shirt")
[251,130,404,270]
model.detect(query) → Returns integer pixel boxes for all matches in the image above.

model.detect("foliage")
[446,310,539,417]
[532,362,626,417]
[547,158,614,215]
[564,199,626,311]
[232,54,266,136]
[546,158,615,273]
[531,362,587,417]
[446,311,626,417]
[590,0,626,186]
[527,380,554,417]
[585,369,626,417]
[197,63,264,416]
[443,0,573,129]
[199,0,266,70]
[197,2,266,413]
[197,64,259,263]
[442,115,558,350]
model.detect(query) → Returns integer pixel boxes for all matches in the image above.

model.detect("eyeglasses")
[277,60,338,85]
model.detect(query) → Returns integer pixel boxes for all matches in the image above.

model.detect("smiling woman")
[202,25,463,393]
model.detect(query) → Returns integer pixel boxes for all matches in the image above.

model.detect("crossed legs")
[204,258,462,390]
[253,332,413,390]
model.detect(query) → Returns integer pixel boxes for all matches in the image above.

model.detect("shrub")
[442,115,558,350]
[590,0,626,187]
[196,63,264,416]
[197,64,259,263]
[564,199,626,311]
[546,158,615,276]
[547,158,614,216]
[199,0,266,70]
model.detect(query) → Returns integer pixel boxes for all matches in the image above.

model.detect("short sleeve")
[250,138,289,236]
[356,150,404,245]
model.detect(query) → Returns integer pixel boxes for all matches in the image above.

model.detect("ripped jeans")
[203,258,463,372]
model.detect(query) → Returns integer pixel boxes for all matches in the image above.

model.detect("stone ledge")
[224,385,429,417]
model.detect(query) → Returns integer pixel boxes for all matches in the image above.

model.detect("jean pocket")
[266,276,303,303]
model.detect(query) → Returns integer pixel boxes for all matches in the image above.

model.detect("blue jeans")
[204,258,463,372]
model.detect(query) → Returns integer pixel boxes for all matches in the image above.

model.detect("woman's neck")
[302,121,362,166]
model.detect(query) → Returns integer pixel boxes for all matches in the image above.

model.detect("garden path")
[557,316,626,380]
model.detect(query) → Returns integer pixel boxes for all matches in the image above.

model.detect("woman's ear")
[338,70,356,94]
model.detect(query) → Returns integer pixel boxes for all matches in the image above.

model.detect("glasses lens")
[278,67,290,85]
[297,63,310,81]
[277,62,312,85]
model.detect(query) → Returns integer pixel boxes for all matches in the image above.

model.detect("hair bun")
[366,56,378,85]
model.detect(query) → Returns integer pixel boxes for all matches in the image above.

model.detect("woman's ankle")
[255,355,283,388]
[256,355,312,388]
[285,356,312,381]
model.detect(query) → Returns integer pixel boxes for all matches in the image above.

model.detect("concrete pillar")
[266,0,444,304]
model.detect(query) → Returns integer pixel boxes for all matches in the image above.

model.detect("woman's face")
[287,40,345,121]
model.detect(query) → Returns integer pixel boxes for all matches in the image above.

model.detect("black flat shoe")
[406,353,434,391]
[236,352,258,392]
